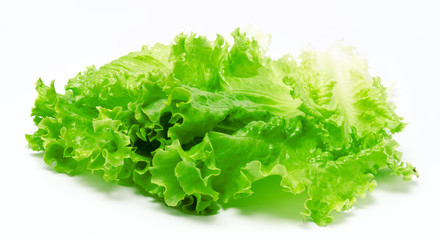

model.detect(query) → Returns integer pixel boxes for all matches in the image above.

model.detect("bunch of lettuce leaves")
[26,29,418,225]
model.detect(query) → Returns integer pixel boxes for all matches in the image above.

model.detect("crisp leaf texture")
[26,29,418,225]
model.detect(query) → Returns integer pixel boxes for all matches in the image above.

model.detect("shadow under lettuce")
[221,175,307,223]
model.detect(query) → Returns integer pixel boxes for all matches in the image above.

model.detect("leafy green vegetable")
[26,29,418,225]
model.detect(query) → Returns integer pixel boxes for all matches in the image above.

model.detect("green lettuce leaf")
[26,29,418,226]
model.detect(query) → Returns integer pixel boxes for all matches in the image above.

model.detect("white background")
[1,0,439,239]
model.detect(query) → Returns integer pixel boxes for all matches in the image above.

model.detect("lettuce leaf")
[26,29,418,225]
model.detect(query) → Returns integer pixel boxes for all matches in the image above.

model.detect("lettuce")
[26,29,418,225]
